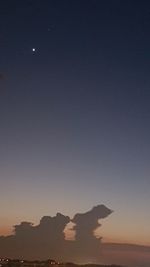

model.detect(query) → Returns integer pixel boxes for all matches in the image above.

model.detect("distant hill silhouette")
[101,242,150,267]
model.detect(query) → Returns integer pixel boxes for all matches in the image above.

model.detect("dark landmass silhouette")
[101,243,150,267]
[0,259,123,267]
[0,205,150,267]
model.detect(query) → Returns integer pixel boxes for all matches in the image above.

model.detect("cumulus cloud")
[0,205,112,262]
[0,205,149,266]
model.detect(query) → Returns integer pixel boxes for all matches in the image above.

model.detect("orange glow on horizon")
[1,223,150,247]
[0,226,13,236]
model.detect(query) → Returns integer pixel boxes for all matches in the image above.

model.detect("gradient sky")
[0,0,150,246]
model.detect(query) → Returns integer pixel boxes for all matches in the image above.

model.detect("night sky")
[0,0,150,246]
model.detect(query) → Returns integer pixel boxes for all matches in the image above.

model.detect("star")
[32,48,36,52]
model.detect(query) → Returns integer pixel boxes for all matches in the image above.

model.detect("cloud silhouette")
[67,205,113,263]
[0,205,112,262]
[72,205,113,241]
[0,205,149,266]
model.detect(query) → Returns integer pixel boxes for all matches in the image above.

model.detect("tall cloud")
[0,205,112,262]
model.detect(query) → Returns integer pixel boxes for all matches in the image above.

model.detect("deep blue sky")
[0,0,150,244]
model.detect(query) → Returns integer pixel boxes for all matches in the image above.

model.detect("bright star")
[32,48,36,52]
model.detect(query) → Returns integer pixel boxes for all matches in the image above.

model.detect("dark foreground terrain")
[0,259,123,267]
